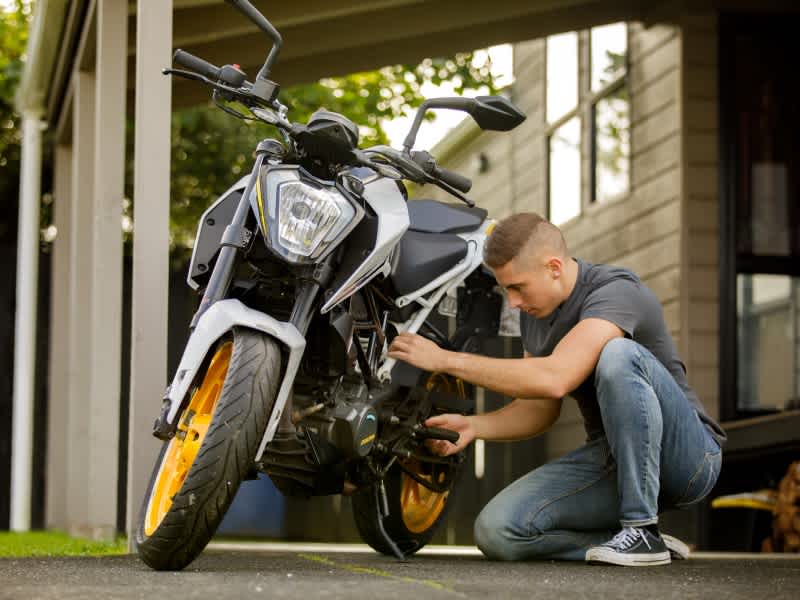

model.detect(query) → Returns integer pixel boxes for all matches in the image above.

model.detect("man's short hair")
[484,212,568,269]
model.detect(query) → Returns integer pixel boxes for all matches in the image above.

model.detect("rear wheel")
[352,373,467,556]
[136,328,281,570]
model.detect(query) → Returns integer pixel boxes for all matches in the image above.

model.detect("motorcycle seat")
[390,230,468,296]
[408,199,487,234]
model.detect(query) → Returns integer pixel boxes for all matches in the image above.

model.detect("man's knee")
[474,508,516,560]
[473,506,542,561]
[595,337,638,389]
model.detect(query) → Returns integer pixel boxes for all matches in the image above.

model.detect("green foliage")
[0,531,127,557]
[0,1,31,222]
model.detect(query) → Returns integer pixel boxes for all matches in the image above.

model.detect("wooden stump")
[769,461,800,553]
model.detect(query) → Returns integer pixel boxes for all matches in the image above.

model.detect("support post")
[127,0,173,549]
[10,111,45,532]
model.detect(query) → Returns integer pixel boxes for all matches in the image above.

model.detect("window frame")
[719,13,800,422]
[545,24,630,225]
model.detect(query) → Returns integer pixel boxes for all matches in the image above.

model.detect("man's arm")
[425,397,562,456]
[388,317,625,399]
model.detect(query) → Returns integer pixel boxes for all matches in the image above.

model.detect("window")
[546,24,629,225]
[721,14,800,420]
[549,118,581,225]
[737,275,799,413]
[591,23,629,203]
[546,32,578,123]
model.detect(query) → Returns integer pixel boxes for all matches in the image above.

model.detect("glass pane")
[546,32,578,123]
[733,23,800,258]
[549,117,581,225]
[591,23,627,91]
[594,86,630,202]
[737,274,799,414]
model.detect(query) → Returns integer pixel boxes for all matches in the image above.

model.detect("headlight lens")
[276,180,355,260]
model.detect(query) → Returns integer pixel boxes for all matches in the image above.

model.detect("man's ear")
[546,256,564,279]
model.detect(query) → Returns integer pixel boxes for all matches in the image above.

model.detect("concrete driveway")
[1,542,798,599]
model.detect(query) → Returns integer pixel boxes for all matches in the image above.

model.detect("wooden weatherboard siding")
[681,14,720,422]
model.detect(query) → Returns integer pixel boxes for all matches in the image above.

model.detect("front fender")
[163,299,305,450]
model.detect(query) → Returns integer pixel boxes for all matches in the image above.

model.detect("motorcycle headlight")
[277,181,353,258]
[255,167,361,264]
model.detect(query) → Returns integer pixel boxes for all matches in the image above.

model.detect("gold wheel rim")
[400,460,449,533]
[399,372,466,534]
[144,342,233,536]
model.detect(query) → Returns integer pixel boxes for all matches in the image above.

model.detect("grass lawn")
[0,531,127,558]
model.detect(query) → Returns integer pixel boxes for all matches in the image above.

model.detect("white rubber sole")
[661,534,690,560]
[585,547,671,566]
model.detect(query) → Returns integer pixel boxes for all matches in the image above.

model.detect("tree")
[0,0,31,244]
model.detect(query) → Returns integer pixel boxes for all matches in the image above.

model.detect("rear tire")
[352,459,462,556]
[136,328,281,570]
[352,372,467,556]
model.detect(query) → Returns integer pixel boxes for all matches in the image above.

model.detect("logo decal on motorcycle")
[360,433,376,446]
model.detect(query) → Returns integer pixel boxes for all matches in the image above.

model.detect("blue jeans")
[474,338,722,561]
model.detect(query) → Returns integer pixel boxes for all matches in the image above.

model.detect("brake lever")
[163,68,264,107]
[428,176,475,207]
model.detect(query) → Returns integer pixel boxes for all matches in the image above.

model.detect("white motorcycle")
[136,0,526,570]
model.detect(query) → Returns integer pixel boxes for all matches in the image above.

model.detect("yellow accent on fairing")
[256,173,268,235]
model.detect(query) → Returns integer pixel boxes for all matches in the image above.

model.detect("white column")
[66,71,96,535]
[46,143,73,530]
[127,0,173,547]
[87,0,128,539]
[10,111,45,532]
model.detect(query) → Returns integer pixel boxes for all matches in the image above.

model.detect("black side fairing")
[390,230,468,296]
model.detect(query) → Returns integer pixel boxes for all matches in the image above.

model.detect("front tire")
[136,328,281,570]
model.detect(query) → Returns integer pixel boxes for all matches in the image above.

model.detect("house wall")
[681,14,721,422]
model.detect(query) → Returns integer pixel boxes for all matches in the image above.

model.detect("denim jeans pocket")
[675,451,722,508]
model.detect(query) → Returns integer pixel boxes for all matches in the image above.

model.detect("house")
[5,0,799,551]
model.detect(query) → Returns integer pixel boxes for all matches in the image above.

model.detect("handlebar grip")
[433,165,472,193]
[173,49,221,81]
[416,426,460,444]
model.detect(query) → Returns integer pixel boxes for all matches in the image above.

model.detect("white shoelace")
[604,527,651,551]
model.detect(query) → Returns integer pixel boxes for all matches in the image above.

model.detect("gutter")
[14,0,71,116]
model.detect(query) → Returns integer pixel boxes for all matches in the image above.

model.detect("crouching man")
[388,212,725,566]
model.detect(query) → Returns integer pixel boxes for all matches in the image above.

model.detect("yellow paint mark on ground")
[298,553,462,595]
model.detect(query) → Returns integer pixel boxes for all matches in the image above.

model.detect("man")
[388,212,725,567]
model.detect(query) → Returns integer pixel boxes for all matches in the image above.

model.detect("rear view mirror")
[402,95,526,151]
[468,96,526,131]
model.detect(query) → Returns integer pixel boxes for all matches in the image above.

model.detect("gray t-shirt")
[519,258,726,444]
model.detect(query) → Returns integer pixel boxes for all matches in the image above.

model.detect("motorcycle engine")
[316,400,378,458]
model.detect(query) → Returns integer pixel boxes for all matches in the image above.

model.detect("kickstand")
[374,479,406,561]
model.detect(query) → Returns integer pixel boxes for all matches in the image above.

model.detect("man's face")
[493,255,563,319]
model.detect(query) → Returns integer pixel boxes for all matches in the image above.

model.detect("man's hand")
[388,332,450,373]
[424,414,476,456]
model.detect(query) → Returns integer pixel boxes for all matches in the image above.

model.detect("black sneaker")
[586,527,671,566]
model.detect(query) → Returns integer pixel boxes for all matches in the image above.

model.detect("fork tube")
[190,153,266,329]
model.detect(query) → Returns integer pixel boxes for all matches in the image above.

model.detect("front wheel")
[136,328,281,570]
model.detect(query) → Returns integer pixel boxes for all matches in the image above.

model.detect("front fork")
[153,147,334,441]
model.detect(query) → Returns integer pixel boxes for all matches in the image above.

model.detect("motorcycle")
[136,0,525,571]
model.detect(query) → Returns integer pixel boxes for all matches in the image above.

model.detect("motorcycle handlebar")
[173,49,221,81]
[432,165,472,193]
